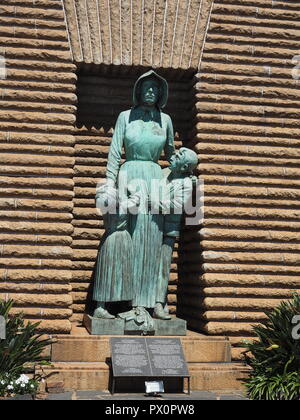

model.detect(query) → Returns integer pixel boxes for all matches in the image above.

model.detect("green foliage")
[241,293,300,400]
[245,371,300,401]
[0,299,52,378]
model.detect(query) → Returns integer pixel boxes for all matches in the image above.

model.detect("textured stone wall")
[62,0,214,70]
[2,0,300,348]
[0,0,77,332]
[177,0,300,359]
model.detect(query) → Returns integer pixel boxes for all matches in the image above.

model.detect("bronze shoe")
[93,307,115,319]
[153,303,172,320]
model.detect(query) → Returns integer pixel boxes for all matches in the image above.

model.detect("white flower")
[18,374,29,384]
[20,384,25,388]
[30,384,35,388]
[7,385,13,390]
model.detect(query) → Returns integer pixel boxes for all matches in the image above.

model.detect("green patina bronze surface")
[84,313,187,336]
[104,71,174,311]
[91,70,198,334]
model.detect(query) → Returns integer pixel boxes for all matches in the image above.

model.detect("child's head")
[169,147,198,174]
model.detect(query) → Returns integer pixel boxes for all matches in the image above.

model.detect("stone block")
[154,318,187,336]
[84,314,124,335]
[40,362,249,391]
[83,314,187,336]
[46,380,64,394]
[124,319,155,335]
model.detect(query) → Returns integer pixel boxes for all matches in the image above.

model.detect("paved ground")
[42,390,248,400]
[4,390,248,400]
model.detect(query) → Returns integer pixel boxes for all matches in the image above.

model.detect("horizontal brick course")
[0,0,76,333]
[178,0,300,359]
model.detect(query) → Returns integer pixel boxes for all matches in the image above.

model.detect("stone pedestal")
[84,313,187,336]
[154,317,187,336]
[123,319,155,335]
[84,314,124,335]
[48,330,248,392]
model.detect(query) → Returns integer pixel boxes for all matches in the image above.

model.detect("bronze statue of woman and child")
[92,70,198,333]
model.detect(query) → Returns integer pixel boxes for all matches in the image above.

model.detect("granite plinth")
[154,317,187,336]
[84,314,124,335]
[124,319,155,335]
[84,314,186,336]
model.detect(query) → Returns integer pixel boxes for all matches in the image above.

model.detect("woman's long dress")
[93,213,133,303]
[106,109,175,308]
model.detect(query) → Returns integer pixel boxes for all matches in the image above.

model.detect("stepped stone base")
[45,328,250,392]
[38,362,249,392]
[83,314,187,336]
[51,330,231,363]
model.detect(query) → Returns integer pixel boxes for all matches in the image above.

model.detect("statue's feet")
[153,303,172,320]
[93,307,115,319]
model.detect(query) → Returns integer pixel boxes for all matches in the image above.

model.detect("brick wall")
[178,0,300,359]
[0,0,77,333]
[1,0,300,348]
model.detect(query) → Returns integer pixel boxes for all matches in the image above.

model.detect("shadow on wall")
[177,214,205,331]
[75,64,196,137]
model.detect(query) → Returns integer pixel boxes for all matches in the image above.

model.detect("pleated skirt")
[93,229,133,302]
[118,160,163,308]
